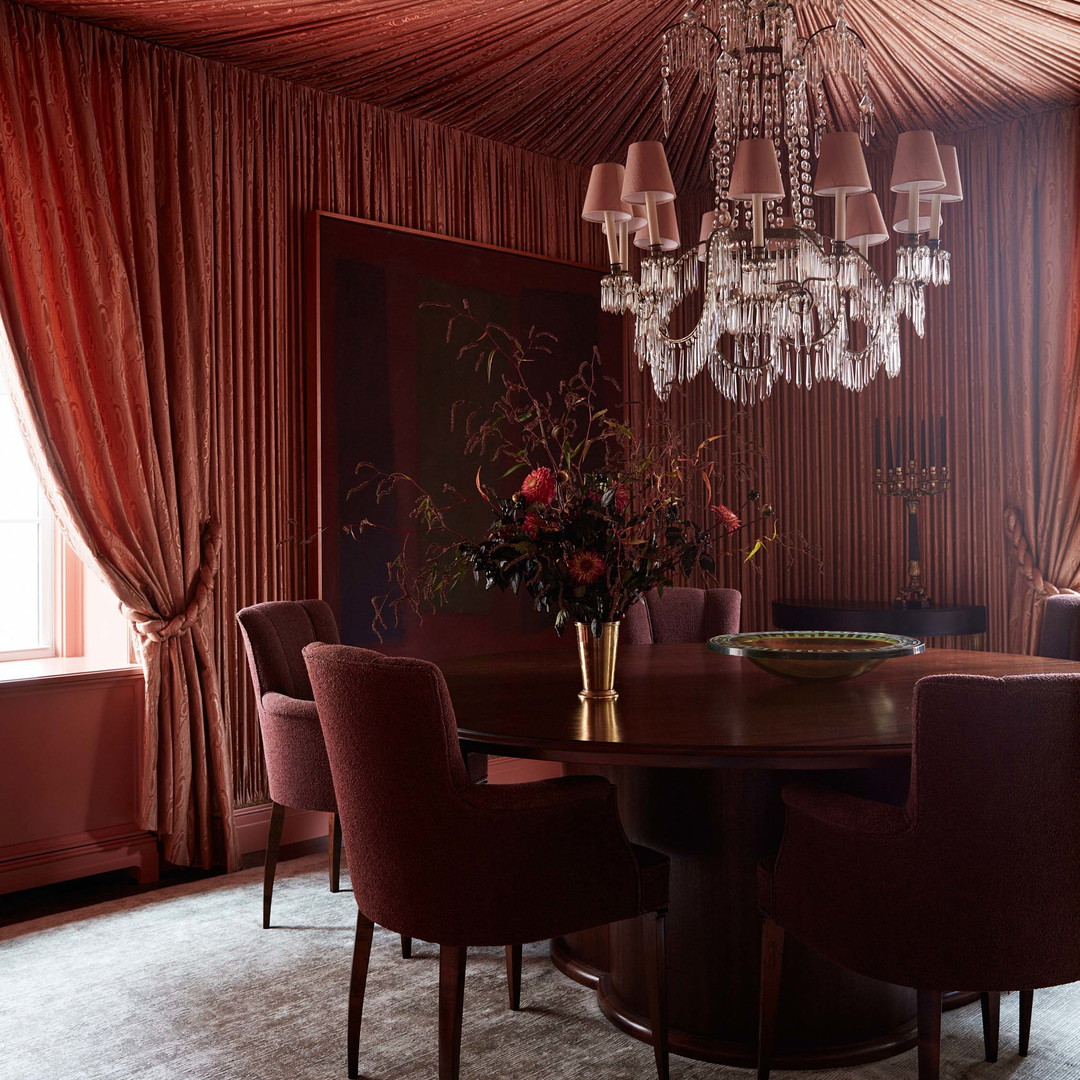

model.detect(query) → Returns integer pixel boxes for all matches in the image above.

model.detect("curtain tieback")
[1004,506,1080,599]
[124,519,224,642]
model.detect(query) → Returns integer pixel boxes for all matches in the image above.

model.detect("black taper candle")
[908,503,921,564]
[908,414,915,463]
[885,417,893,470]
[874,418,882,470]
[896,417,903,467]
[939,416,946,468]
[920,419,927,467]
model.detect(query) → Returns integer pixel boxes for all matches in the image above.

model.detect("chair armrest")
[782,783,911,837]
[262,691,318,722]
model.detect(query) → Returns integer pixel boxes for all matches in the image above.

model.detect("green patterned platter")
[707,630,925,681]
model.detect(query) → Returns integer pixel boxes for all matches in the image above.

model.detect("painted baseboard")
[233,803,332,856]
[0,826,159,895]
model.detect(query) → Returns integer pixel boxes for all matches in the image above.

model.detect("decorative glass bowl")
[707,631,925,681]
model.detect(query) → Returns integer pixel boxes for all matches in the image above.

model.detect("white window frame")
[0,383,56,661]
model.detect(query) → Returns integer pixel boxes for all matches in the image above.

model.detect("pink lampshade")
[890,131,946,193]
[582,163,631,222]
[697,210,718,261]
[698,210,718,244]
[845,192,889,247]
[622,142,676,205]
[892,194,942,234]
[936,145,963,203]
[633,199,680,250]
[727,138,785,201]
[813,132,872,196]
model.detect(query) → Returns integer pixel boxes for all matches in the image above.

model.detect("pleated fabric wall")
[208,75,603,808]
[628,107,1080,653]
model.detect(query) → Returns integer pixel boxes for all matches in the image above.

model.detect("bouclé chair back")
[621,587,740,644]
[905,674,1080,989]
[1037,593,1080,660]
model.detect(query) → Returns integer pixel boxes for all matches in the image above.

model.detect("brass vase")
[575,621,619,700]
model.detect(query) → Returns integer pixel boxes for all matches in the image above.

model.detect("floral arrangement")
[352,302,778,640]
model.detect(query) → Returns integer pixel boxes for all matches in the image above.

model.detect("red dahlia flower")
[520,466,556,505]
[711,503,741,535]
[566,550,606,585]
[522,511,542,539]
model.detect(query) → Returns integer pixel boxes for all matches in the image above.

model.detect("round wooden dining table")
[440,643,1080,1069]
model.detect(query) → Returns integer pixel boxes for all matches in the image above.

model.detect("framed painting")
[305,212,624,660]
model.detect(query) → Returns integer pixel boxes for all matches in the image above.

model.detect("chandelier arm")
[802,22,871,53]
[659,19,725,51]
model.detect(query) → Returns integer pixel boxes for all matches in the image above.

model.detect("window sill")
[0,655,142,689]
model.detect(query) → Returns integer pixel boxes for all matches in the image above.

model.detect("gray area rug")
[2,854,1077,1080]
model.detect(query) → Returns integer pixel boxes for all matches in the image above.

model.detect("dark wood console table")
[772,599,988,649]
[440,644,1074,1069]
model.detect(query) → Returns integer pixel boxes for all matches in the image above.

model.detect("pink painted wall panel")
[0,670,144,851]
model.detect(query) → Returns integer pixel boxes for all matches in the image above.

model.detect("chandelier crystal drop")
[582,0,963,403]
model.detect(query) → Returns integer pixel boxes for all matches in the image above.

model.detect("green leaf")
[744,539,764,562]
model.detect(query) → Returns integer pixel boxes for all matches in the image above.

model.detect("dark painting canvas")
[307,213,623,660]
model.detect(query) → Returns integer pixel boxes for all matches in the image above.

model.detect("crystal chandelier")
[581,0,963,402]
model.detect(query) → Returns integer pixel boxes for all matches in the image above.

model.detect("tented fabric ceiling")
[14,0,1080,189]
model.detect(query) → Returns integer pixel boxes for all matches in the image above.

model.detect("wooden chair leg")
[438,944,468,1080]
[401,935,413,959]
[916,989,943,1080]
[329,812,342,893]
[347,908,375,1080]
[263,801,286,929]
[757,917,784,1080]
[643,909,669,1080]
[505,944,522,1011]
[1019,989,1034,1056]
[980,991,1000,1062]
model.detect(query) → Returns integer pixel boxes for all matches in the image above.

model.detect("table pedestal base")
[554,763,976,1068]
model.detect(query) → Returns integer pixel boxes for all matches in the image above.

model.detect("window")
[0,351,131,671]
[0,370,54,659]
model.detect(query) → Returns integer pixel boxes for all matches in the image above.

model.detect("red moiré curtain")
[997,116,1080,650]
[0,7,239,868]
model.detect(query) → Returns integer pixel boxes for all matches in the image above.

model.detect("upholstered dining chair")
[303,642,671,1080]
[236,600,409,959]
[756,672,1080,1080]
[621,586,740,644]
[1037,593,1080,659]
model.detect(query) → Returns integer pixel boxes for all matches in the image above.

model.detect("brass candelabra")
[873,416,949,608]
